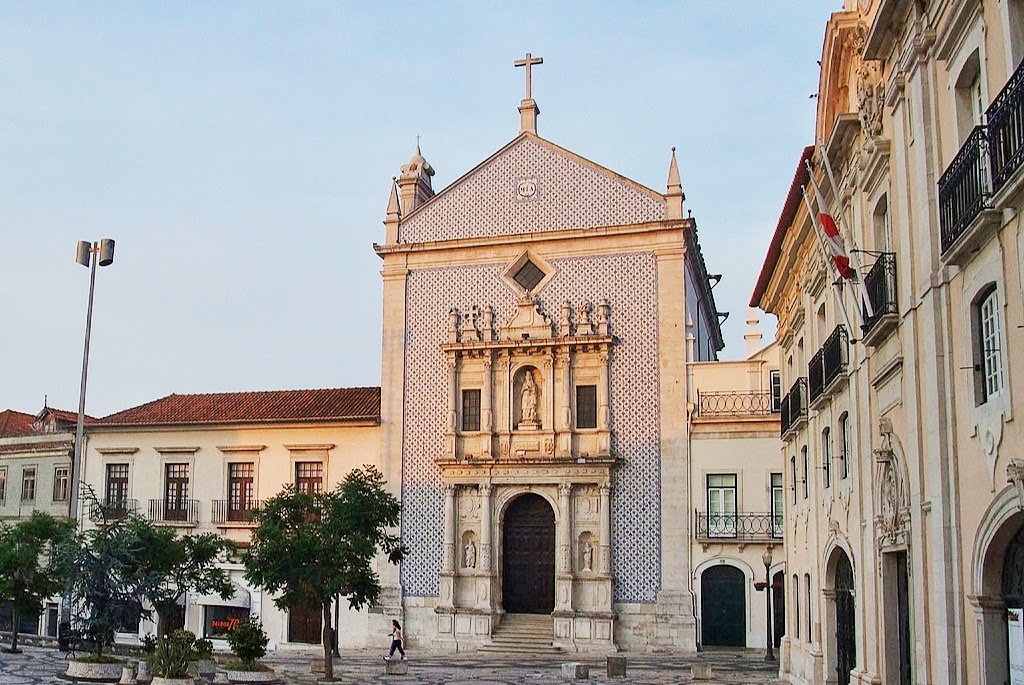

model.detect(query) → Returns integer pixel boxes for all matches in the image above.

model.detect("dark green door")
[701,565,746,646]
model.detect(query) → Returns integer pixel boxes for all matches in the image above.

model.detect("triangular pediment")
[398,134,666,244]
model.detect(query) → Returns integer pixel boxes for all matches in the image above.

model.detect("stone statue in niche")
[581,541,594,572]
[520,370,539,425]
[463,539,477,569]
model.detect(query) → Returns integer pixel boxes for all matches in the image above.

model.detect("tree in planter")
[244,466,405,681]
[0,512,75,653]
[123,525,235,635]
[225,619,268,671]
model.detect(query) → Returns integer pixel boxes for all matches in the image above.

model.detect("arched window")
[839,412,850,480]
[954,49,985,144]
[822,427,832,488]
[974,285,1004,405]
[805,572,813,641]
[793,574,801,640]
[791,456,797,505]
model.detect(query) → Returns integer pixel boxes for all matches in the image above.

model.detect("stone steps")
[478,614,560,655]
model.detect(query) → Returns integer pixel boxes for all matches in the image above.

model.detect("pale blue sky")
[1,2,838,417]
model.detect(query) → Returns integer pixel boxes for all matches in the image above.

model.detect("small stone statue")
[581,541,594,572]
[464,539,477,569]
[521,371,539,424]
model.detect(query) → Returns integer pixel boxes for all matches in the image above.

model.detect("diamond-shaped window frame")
[501,249,557,297]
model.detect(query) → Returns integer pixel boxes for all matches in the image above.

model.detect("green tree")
[123,524,235,635]
[0,512,75,652]
[244,466,405,681]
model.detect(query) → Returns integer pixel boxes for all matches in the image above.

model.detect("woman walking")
[384,619,405,661]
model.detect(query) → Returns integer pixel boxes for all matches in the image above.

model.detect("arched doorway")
[701,565,746,646]
[834,551,856,685]
[1003,525,1024,678]
[773,570,786,648]
[502,493,555,614]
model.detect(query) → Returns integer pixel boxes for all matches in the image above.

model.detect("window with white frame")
[706,474,737,537]
[975,286,1005,405]
[771,473,784,538]
[21,467,36,502]
[53,466,69,502]
[770,371,782,412]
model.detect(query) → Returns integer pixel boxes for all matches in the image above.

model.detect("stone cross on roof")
[514,52,543,100]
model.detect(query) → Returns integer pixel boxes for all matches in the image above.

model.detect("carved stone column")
[544,355,555,437]
[557,350,572,457]
[439,483,457,609]
[445,354,458,457]
[482,355,494,458]
[556,482,574,612]
[599,482,612,576]
[598,351,611,455]
[477,484,493,611]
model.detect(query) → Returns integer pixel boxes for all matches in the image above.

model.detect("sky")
[1,2,839,418]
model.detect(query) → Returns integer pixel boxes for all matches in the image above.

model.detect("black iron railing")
[211,499,262,524]
[697,390,777,417]
[808,326,849,404]
[939,126,991,254]
[148,498,199,524]
[862,253,898,337]
[988,58,1024,194]
[89,498,137,521]
[780,378,808,436]
[694,511,784,541]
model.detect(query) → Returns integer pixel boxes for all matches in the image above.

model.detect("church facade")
[374,67,725,652]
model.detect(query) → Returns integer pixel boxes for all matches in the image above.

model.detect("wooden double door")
[502,494,555,614]
[289,602,322,644]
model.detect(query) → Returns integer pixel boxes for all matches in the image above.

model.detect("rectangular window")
[979,290,1005,402]
[805,574,813,641]
[790,457,797,505]
[227,462,255,521]
[771,473,784,538]
[105,464,129,507]
[576,385,598,429]
[53,466,69,502]
[461,389,481,432]
[822,429,832,489]
[802,448,809,499]
[839,414,850,480]
[770,371,782,412]
[204,605,251,639]
[21,468,36,502]
[0,467,6,503]
[164,463,190,521]
[706,474,737,537]
[295,462,323,495]
[793,575,801,640]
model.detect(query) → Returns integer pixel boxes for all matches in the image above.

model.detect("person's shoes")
[382,656,389,661]
[401,656,406,661]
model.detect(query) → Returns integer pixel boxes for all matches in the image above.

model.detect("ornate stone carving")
[874,419,910,547]
[857,60,885,138]
[520,369,539,424]
[1008,460,1024,510]
[463,539,477,569]
[581,541,594,572]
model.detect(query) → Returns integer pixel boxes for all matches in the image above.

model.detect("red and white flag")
[808,173,854,279]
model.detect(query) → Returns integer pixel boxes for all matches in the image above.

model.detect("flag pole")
[800,183,857,339]
[817,145,874,319]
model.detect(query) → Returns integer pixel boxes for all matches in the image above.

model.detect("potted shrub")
[137,634,158,683]
[192,638,216,678]
[224,620,275,683]
[151,630,198,685]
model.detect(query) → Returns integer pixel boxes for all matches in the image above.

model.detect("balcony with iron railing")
[860,252,898,346]
[694,511,784,544]
[211,499,263,525]
[89,498,138,521]
[939,125,992,256]
[988,57,1024,195]
[696,390,778,419]
[148,498,200,525]
[780,378,808,438]
[808,325,849,408]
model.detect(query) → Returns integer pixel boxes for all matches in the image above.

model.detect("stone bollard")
[119,663,138,685]
[691,663,715,680]
[560,662,589,680]
[310,658,325,673]
[213,673,230,684]
[606,655,627,678]
[136,661,152,684]
[385,659,409,675]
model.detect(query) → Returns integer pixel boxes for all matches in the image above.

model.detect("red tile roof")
[750,146,815,309]
[44,408,96,424]
[98,388,381,427]
[0,410,37,437]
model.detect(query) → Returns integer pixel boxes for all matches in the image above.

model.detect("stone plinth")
[606,655,626,678]
[560,662,589,679]
[385,660,408,675]
[691,663,715,680]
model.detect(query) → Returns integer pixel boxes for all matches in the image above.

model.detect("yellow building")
[753,2,1024,683]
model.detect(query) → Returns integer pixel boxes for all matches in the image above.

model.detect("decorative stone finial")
[666,147,685,220]
[384,177,401,244]
[396,143,436,216]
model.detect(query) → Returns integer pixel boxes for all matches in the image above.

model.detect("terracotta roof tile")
[0,410,37,437]
[98,387,381,427]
